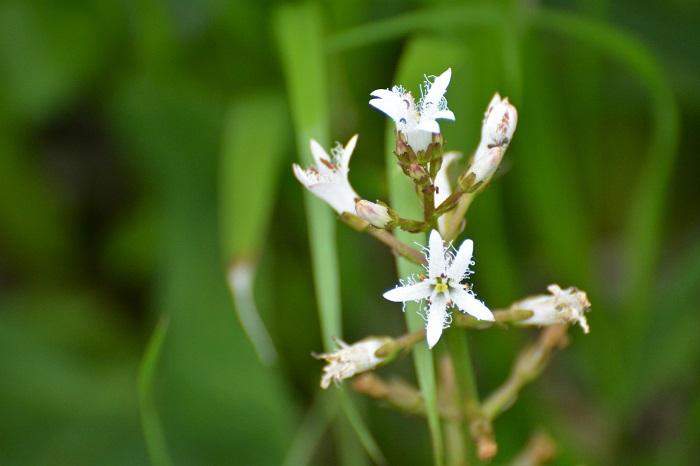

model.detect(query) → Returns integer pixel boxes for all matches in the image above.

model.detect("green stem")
[422,184,437,227]
[445,330,496,462]
[442,193,475,243]
[392,328,427,352]
[481,325,568,420]
[437,355,468,466]
[367,227,427,266]
[138,317,174,466]
[435,189,464,216]
[445,331,479,405]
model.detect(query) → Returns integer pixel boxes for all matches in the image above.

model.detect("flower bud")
[430,133,444,162]
[314,336,392,389]
[355,200,398,229]
[512,284,591,333]
[408,163,429,184]
[461,146,503,192]
[394,138,416,166]
[474,93,517,163]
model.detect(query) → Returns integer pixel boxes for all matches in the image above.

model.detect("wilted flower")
[314,337,391,389]
[293,135,360,215]
[370,69,455,153]
[383,230,493,348]
[514,284,591,333]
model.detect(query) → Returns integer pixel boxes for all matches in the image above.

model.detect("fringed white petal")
[447,239,474,281]
[428,230,446,279]
[309,139,331,171]
[426,295,448,348]
[383,281,431,302]
[451,288,494,321]
[423,68,451,106]
[369,90,405,122]
[341,134,358,170]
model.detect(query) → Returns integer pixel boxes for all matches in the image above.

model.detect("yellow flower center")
[435,283,448,293]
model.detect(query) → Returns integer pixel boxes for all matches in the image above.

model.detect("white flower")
[474,93,517,163]
[314,337,390,389]
[370,69,455,153]
[383,230,493,348]
[515,284,591,333]
[292,135,361,215]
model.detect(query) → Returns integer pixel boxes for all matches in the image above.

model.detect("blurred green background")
[1,0,699,464]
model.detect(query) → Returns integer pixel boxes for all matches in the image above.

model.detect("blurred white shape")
[228,261,278,365]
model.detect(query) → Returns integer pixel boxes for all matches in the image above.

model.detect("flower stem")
[481,325,569,420]
[367,227,428,266]
[442,193,475,243]
[453,308,534,328]
[437,355,468,466]
[445,329,497,462]
[422,184,437,226]
[435,189,464,215]
[340,213,427,265]
[510,431,558,465]
[392,328,427,351]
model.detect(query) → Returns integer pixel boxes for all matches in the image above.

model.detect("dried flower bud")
[512,284,591,333]
[355,200,398,229]
[314,337,392,389]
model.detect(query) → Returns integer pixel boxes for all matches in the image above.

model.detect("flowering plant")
[293,69,591,463]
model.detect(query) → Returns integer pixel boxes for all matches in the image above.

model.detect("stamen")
[320,158,337,171]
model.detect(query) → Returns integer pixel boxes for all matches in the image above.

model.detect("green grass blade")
[326,5,503,52]
[274,2,339,348]
[337,390,386,465]
[283,393,336,466]
[220,94,289,365]
[274,4,382,464]
[227,261,278,366]
[219,93,290,262]
[138,317,173,466]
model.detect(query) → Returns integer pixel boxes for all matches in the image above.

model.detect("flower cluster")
[291,68,590,391]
